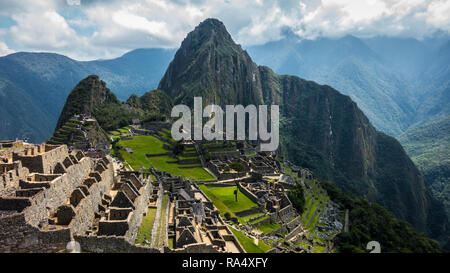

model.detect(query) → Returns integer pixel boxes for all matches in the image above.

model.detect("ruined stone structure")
[207,158,248,180]
[0,144,93,252]
[149,168,245,253]
[12,144,69,174]
[201,140,280,182]
[0,142,157,253]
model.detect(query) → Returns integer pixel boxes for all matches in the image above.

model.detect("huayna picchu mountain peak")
[157,18,448,242]
[159,18,263,106]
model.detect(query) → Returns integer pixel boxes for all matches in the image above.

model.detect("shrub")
[224,212,231,220]
[230,161,245,172]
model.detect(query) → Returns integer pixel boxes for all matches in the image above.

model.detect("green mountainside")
[247,35,415,136]
[246,31,450,246]
[54,75,173,133]
[399,116,450,232]
[158,18,448,242]
[47,116,110,150]
[319,180,442,253]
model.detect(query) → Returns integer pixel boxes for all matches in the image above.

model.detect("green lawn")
[135,208,157,245]
[168,237,174,249]
[147,155,214,181]
[239,213,266,224]
[229,227,272,253]
[116,135,215,181]
[119,135,169,155]
[198,185,257,212]
[198,185,262,224]
[256,222,281,234]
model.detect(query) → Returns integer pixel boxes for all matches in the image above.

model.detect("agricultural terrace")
[301,180,329,232]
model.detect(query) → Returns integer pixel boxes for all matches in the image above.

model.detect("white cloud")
[0,0,448,60]
[10,11,78,49]
[0,41,15,57]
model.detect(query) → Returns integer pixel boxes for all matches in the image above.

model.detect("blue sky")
[0,0,449,60]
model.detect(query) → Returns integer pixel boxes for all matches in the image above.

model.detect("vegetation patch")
[135,207,157,245]
[114,134,215,181]
[256,222,280,234]
[229,227,271,253]
[198,185,264,224]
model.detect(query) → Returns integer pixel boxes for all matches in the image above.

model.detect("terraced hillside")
[47,116,110,150]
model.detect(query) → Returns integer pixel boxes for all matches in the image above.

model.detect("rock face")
[158,18,447,239]
[159,19,264,106]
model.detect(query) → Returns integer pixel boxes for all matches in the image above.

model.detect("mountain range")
[247,32,450,137]
[0,48,175,142]
[51,19,448,246]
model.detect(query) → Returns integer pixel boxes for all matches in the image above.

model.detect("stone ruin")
[238,179,297,226]
[201,140,280,181]
[0,142,158,253]
[0,143,94,252]
[206,157,249,180]
[149,168,245,253]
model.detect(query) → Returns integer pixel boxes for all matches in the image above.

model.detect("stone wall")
[178,158,201,165]
[0,213,70,253]
[236,182,260,204]
[23,156,92,227]
[249,215,272,228]
[74,235,161,253]
[276,204,295,223]
[68,158,114,235]
[124,180,152,243]
[210,151,241,159]
[286,216,301,230]
[0,161,29,194]
[285,224,303,241]
[169,242,221,253]
[12,145,68,174]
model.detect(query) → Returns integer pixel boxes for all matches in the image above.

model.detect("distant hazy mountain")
[399,116,450,223]
[0,48,175,143]
[246,34,450,137]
